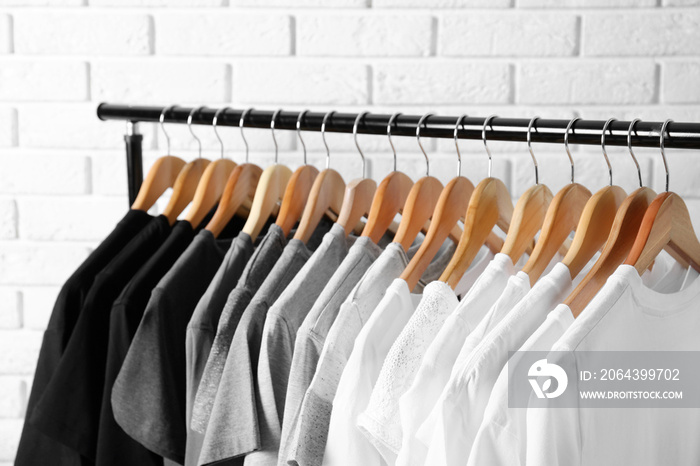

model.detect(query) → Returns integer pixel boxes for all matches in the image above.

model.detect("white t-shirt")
[393,253,523,466]
[526,262,700,466]
[467,252,688,466]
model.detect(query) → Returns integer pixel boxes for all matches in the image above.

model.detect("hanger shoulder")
[336,177,377,237]
[565,187,655,317]
[275,165,320,238]
[393,176,444,252]
[293,169,346,243]
[520,183,592,285]
[242,164,293,242]
[561,185,626,279]
[183,159,237,229]
[161,158,211,226]
[131,155,187,212]
[361,171,414,244]
[401,176,474,291]
[205,163,263,238]
[440,177,513,289]
[625,192,700,274]
[500,183,554,265]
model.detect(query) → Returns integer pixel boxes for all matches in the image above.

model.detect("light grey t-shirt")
[247,223,355,465]
[197,219,333,466]
[277,237,383,466]
[191,224,288,437]
[185,232,255,466]
[284,239,459,466]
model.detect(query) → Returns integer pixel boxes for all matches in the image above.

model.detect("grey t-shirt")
[277,237,383,466]
[285,239,458,466]
[191,224,289,436]
[197,218,333,466]
[185,232,256,466]
[112,229,237,464]
[249,223,355,465]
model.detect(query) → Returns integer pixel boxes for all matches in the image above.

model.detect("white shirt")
[394,253,523,466]
[526,262,700,466]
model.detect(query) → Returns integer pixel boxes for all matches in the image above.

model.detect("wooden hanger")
[131,106,186,212]
[361,113,415,245]
[499,117,553,265]
[625,120,700,274]
[439,115,515,289]
[205,108,263,237]
[520,118,592,286]
[401,115,476,290]
[561,118,628,280]
[334,112,376,236]
[564,119,660,317]
[241,109,294,242]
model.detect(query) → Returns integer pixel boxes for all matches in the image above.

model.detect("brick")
[0,154,89,195]
[91,152,128,196]
[92,61,230,104]
[0,15,11,54]
[583,12,700,56]
[17,196,128,241]
[0,200,16,240]
[92,0,223,5]
[374,62,511,105]
[22,286,59,331]
[663,0,700,5]
[375,0,511,7]
[0,419,22,461]
[0,289,21,329]
[0,0,81,5]
[663,61,700,104]
[0,377,24,418]
[233,61,369,105]
[0,61,87,102]
[14,12,151,56]
[518,0,655,6]
[0,331,42,375]
[231,0,367,6]
[651,151,700,196]
[157,13,291,56]
[18,104,155,150]
[517,61,657,104]
[439,13,578,57]
[0,242,91,286]
[298,13,432,57]
[0,108,16,147]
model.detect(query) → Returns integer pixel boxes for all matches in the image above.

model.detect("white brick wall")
[0,1,699,462]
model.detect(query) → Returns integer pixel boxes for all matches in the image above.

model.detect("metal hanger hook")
[212,107,230,159]
[416,113,433,177]
[527,116,540,185]
[660,119,673,192]
[296,110,310,166]
[353,111,369,179]
[159,105,178,155]
[482,115,498,178]
[564,117,579,184]
[321,111,335,170]
[270,109,282,164]
[187,106,206,159]
[600,118,615,187]
[387,112,401,172]
[453,114,467,178]
[627,119,643,188]
[239,108,253,163]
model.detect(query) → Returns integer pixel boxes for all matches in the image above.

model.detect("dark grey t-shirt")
[185,232,255,466]
[196,218,333,466]
[112,229,236,464]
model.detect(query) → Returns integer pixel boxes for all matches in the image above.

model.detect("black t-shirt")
[29,214,173,461]
[15,209,153,466]
[94,212,246,466]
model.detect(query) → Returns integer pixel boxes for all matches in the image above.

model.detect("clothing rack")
[96,103,700,205]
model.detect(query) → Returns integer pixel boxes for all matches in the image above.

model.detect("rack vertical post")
[124,121,143,205]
